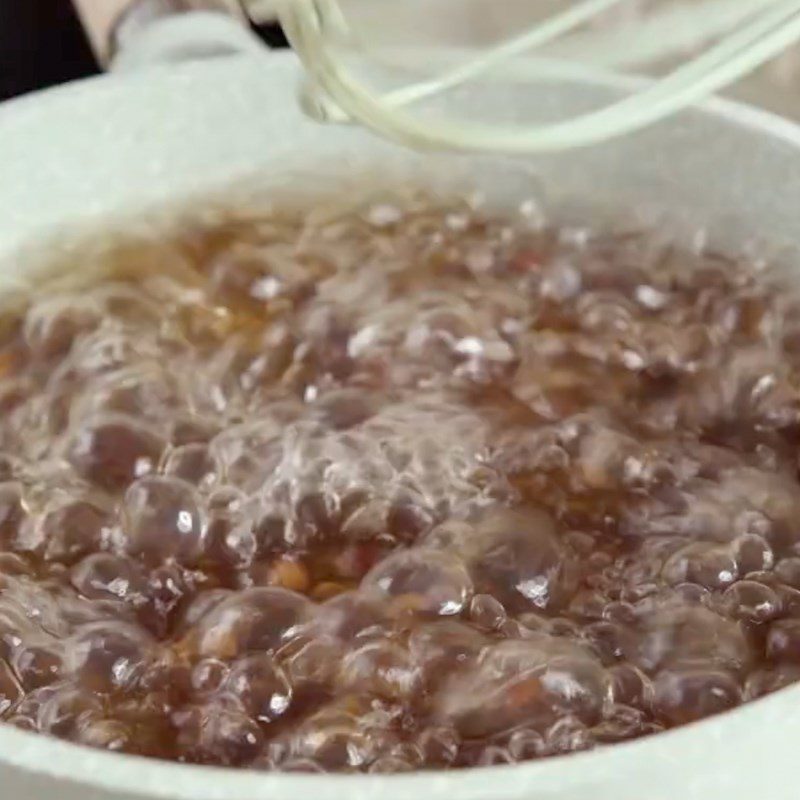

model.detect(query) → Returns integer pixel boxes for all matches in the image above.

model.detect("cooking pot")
[2,13,800,800]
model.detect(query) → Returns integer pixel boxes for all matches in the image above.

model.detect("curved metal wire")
[265,0,800,153]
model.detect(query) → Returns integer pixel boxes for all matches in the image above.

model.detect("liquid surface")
[0,193,799,771]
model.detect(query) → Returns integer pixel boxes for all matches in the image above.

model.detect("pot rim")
[2,51,800,798]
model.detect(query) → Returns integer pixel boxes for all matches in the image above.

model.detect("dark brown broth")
[0,193,798,771]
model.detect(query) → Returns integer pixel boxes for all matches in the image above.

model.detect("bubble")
[309,591,386,642]
[107,702,172,759]
[7,714,36,732]
[338,640,422,701]
[0,376,32,417]
[766,619,800,662]
[569,590,609,621]
[287,490,344,548]
[422,520,474,551]
[609,667,653,715]
[731,534,774,575]
[0,657,22,716]
[11,643,63,690]
[94,282,163,322]
[310,581,349,602]
[507,728,545,760]
[288,698,398,770]
[469,594,507,631]
[191,658,230,696]
[543,715,594,756]
[368,755,417,773]
[139,564,191,636]
[70,553,147,606]
[0,553,31,580]
[210,421,282,492]
[163,444,220,488]
[224,654,292,722]
[314,389,378,430]
[653,668,742,725]
[662,543,738,590]
[407,620,488,684]
[330,542,386,581]
[541,261,582,303]
[189,588,311,659]
[66,621,155,692]
[362,548,472,617]
[592,704,651,743]
[386,496,436,543]
[179,590,233,632]
[281,635,343,688]
[730,470,800,553]
[417,725,460,766]
[547,616,583,639]
[473,745,514,767]
[77,718,132,751]
[203,513,257,570]
[674,582,712,605]
[24,295,101,360]
[577,427,634,490]
[275,758,326,774]
[209,246,312,315]
[582,621,629,664]
[121,476,204,566]
[722,581,782,623]
[776,583,800,617]
[0,601,29,662]
[627,599,751,674]
[77,364,181,423]
[177,702,264,766]
[42,500,110,565]
[68,414,164,492]
[0,482,26,552]
[35,682,103,737]
[137,655,191,705]
[207,486,247,513]
[434,635,608,738]
[261,557,310,594]
[463,508,574,613]
[775,557,800,588]
[744,664,800,699]
[563,530,597,555]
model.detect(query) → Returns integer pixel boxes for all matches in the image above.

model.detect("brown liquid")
[0,194,798,771]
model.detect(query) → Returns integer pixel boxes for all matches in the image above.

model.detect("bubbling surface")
[0,191,799,771]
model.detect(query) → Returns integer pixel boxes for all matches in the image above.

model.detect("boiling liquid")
[0,192,798,770]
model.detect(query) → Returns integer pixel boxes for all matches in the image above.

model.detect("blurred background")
[2,0,800,121]
[0,0,97,99]
[0,0,287,100]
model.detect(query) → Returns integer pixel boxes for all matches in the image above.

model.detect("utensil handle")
[72,0,261,69]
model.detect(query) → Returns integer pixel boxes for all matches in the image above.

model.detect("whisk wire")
[278,0,800,153]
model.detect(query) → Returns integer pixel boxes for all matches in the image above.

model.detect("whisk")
[260,0,800,153]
